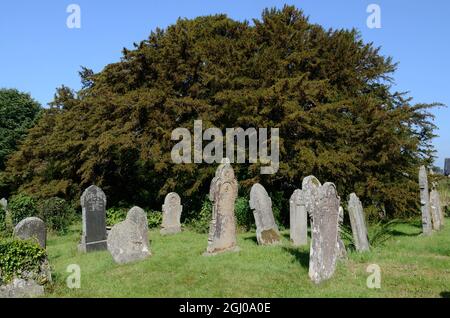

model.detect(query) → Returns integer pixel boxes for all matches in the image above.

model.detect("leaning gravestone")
[429,189,442,230]
[348,193,370,252]
[308,182,340,284]
[289,189,308,246]
[418,166,432,236]
[250,183,281,245]
[205,160,239,255]
[161,192,182,235]
[14,217,47,248]
[79,185,107,252]
[107,206,150,264]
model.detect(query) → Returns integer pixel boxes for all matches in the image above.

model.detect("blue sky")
[0,0,448,167]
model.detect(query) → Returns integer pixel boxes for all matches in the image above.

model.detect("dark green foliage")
[0,238,46,284]
[8,194,38,225]
[37,197,75,234]
[0,206,6,234]
[2,6,441,222]
[147,210,163,229]
[189,199,212,233]
[0,89,41,172]
[106,207,127,226]
[235,196,253,231]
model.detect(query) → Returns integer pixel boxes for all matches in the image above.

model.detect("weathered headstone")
[348,193,370,252]
[429,189,442,230]
[161,192,182,235]
[308,182,340,284]
[107,206,150,264]
[79,185,107,252]
[418,166,432,236]
[0,198,7,211]
[336,206,347,259]
[205,160,239,255]
[289,190,308,246]
[250,183,281,245]
[13,217,47,248]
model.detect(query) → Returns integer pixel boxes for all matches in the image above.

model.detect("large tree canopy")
[0,89,41,171]
[2,6,439,221]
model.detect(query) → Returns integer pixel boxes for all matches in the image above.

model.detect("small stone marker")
[107,206,150,264]
[14,217,47,248]
[79,185,108,252]
[418,166,432,236]
[429,189,442,230]
[308,181,340,284]
[250,183,281,245]
[205,160,239,255]
[161,192,182,235]
[0,198,7,211]
[348,193,370,252]
[289,189,308,246]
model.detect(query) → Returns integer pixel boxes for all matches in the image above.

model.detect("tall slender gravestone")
[348,193,370,252]
[336,206,347,259]
[419,166,432,236]
[250,183,281,245]
[429,189,442,230]
[308,182,340,284]
[161,192,182,235]
[205,161,239,255]
[79,185,107,252]
[289,189,308,246]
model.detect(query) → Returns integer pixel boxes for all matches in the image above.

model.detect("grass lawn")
[45,218,450,298]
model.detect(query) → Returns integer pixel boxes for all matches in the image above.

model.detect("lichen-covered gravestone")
[289,189,308,246]
[429,189,442,230]
[161,192,182,235]
[348,193,370,252]
[13,217,47,248]
[418,166,432,236]
[249,183,281,245]
[205,161,239,255]
[79,185,108,252]
[0,198,7,211]
[308,181,341,284]
[107,206,150,264]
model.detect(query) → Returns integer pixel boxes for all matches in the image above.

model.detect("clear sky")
[0,0,448,167]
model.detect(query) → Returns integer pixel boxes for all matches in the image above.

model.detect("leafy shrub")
[37,197,75,234]
[106,207,127,226]
[147,210,163,229]
[189,199,212,234]
[0,206,5,233]
[8,194,38,225]
[235,196,253,231]
[0,238,47,284]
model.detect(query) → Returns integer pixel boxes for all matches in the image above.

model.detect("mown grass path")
[46,219,450,298]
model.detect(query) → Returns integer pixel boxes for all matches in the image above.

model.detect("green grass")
[44,219,450,298]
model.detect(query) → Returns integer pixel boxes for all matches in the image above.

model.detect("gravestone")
[348,193,370,252]
[302,176,322,217]
[107,206,150,264]
[445,158,450,176]
[336,206,347,259]
[418,166,432,236]
[308,182,340,284]
[429,189,442,230]
[79,185,107,252]
[250,183,281,245]
[161,192,182,235]
[0,198,7,211]
[289,189,308,246]
[14,217,47,248]
[205,160,239,255]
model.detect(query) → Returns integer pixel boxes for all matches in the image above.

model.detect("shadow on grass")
[389,229,421,237]
[282,233,290,240]
[244,235,258,244]
[282,247,309,268]
[440,291,450,298]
